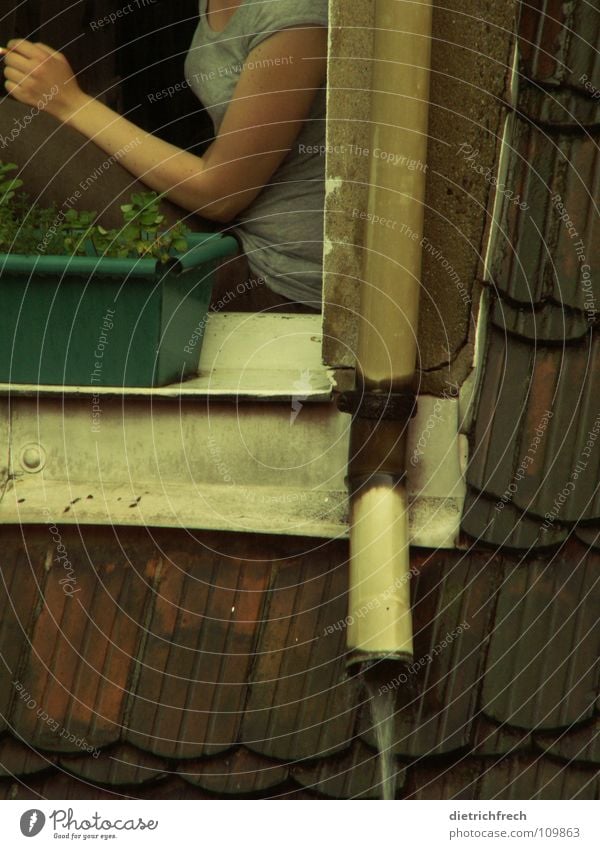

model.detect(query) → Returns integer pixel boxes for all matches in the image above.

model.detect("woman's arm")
[1,27,327,223]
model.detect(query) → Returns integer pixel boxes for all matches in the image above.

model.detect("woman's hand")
[1,39,88,122]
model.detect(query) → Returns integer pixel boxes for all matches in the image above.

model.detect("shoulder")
[245,0,328,24]
[243,0,328,50]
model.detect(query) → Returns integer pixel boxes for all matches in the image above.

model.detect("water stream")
[365,676,397,800]
[360,660,408,800]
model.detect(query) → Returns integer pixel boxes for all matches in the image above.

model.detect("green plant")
[0,160,190,261]
[0,162,25,251]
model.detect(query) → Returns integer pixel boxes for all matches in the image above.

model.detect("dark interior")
[0,0,214,153]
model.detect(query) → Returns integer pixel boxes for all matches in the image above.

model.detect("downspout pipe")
[337,0,434,670]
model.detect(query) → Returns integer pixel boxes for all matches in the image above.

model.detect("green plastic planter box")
[0,232,238,387]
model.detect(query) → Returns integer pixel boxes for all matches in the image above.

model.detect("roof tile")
[535,719,600,766]
[268,786,328,799]
[241,544,356,761]
[491,297,593,343]
[466,327,600,527]
[292,741,406,799]
[0,530,48,735]
[461,489,568,550]
[489,119,599,317]
[0,772,123,800]
[1,519,598,798]
[0,737,55,778]
[575,527,600,551]
[124,540,272,758]
[518,0,600,125]
[481,543,599,729]
[471,717,533,756]
[406,755,599,799]
[517,88,600,128]
[405,758,484,799]
[177,747,289,794]
[133,778,213,799]
[58,744,167,786]
[10,531,152,751]
[476,755,600,799]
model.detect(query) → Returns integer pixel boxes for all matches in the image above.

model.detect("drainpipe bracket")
[335,390,417,423]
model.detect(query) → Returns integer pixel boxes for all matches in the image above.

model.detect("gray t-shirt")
[184,0,328,306]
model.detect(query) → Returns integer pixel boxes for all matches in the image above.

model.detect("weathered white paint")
[325,176,344,195]
[1,385,468,545]
[406,395,467,548]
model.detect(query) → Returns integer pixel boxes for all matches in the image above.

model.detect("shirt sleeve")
[245,0,328,55]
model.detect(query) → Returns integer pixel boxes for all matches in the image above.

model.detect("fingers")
[3,66,26,84]
[2,51,31,73]
[6,39,49,60]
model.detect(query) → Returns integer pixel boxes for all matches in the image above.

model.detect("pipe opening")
[349,654,412,686]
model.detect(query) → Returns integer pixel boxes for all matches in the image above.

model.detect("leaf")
[0,160,193,259]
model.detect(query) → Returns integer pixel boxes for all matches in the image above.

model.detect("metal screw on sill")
[20,443,47,474]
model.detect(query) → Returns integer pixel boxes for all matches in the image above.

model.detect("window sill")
[0,312,337,401]
[0,313,469,545]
